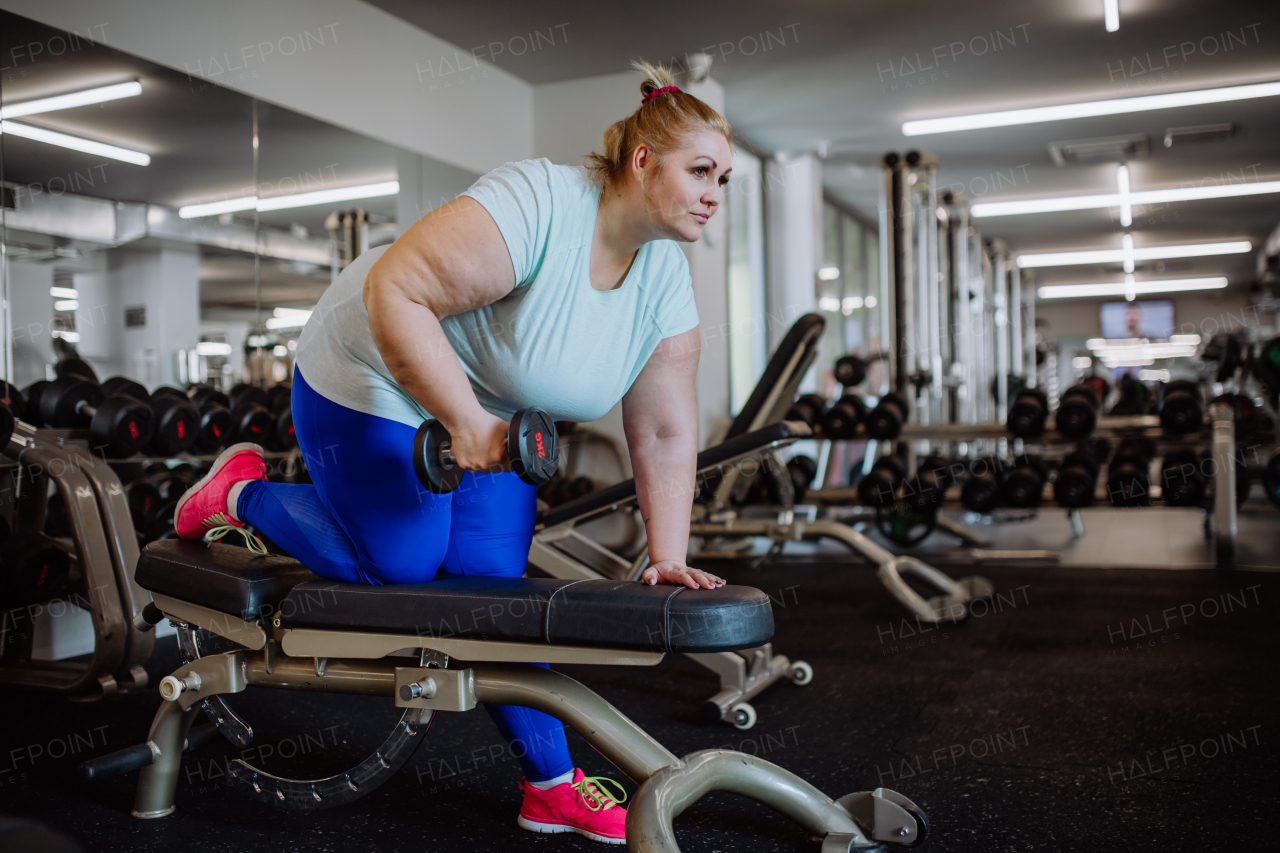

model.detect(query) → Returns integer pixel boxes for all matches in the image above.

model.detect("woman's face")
[633,129,732,242]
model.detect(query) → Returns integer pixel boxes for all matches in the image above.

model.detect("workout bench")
[96,536,929,852]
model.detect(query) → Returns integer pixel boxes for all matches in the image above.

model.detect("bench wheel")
[895,803,931,848]
[790,661,814,686]
[729,702,757,730]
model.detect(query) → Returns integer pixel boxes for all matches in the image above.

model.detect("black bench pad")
[137,539,318,622]
[281,577,773,653]
[136,541,773,653]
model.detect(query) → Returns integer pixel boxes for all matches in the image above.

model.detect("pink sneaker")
[174,443,268,548]
[517,768,628,844]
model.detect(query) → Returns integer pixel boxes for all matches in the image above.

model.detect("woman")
[174,62,731,845]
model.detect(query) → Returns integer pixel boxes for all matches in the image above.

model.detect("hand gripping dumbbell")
[1053,450,1099,508]
[819,393,866,440]
[1158,380,1203,434]
[1007,388,1049,438]
[1106,438,1155,507]
[414,408,559,493]
[864,392,910,441]
[1000,455,1048,508]
[39,374,155,458]
[857,455,905,507]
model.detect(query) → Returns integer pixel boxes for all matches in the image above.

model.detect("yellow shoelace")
[202,514,269,555]
[573,776,627,812]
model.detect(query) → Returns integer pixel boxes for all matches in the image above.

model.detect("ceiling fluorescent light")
[902,80,1280,136]
[1016,240,1251,268]
[177,196,257,218]
[972,180,1280,218]
[1103,0,1120,32]
[1038,277,1228,299]
[256,181,399,212]
[1116,165,1132,226]
[180,181,400,218]
[0,120,150,165]
[0,81,142,120]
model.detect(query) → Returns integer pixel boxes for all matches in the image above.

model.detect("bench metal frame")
[135,592,927,852]
[529,428,812,726]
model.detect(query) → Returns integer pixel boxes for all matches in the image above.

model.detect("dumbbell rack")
[810,406,1254,566]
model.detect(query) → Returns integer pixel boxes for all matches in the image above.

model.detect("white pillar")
[7,261,54,389]
[108,247,202,389]
[764,153,822,356]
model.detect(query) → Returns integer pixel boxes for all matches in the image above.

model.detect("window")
[819,199,880,391]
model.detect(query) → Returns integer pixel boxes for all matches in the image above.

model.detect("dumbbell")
[1007,389,1049,438]
[1106,439,1154,507]
[54,356,99,383]
[229,390,275,445]
[785,394,827,427]
[857,455,905,507]
[960,457,1006,514]
[1160,449,1206,507]
[787,455,819,503]
[1262,449,1280,509]
[1055,384,1101,438]
[101,376,149,401]
[1208,393,1260,440]
[266,383,292,414]
[125,480,164,532]
[39,374,155,458]
[819,394,866,440]
[186,386,234,453]
[1000,455,1048,508]
[833,355,868,387]
[1158,380,1203,434]
[414,408,559,494]
[22,380,49,425]
[1053,450,1099,508]
[148,393,200,456]
[903,455,952,512]
[1,534,73,607]
[864,392,910,441]
[189,385,231,409]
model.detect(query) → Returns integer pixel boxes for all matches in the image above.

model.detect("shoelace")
[572,776,627,812]
[202,514,269,555]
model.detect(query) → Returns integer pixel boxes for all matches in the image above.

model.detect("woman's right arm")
[363,197,516,474]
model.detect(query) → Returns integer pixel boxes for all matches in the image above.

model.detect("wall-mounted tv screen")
[1100,300,1175,339]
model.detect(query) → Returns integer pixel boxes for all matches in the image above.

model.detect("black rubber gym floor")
[2,552,1276,852]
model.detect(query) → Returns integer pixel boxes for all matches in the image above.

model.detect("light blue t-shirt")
[295,158,700,427]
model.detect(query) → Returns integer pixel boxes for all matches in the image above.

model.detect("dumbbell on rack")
[414,408,559,493]
[1053,451,1099,508]
[38,374,155,458]
[1055,384,1101,439]
[227,385,276,445]
[960,457,1007,514]
[1106,439,1154,507]
[1001,456,1048,508]
[864,392,910,441]
[1007,389,1049,438]
[1158,381,1203,434]
[1160,449,1206,507]
[785,394,828,428]
[857,455,905,507]
[143,385,201,456]
[188,385,235,453]
[819,394,866,440]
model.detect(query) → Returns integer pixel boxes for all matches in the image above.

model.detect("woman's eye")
[693,166,708,177]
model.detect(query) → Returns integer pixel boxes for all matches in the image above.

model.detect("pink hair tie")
[642,85,681,105]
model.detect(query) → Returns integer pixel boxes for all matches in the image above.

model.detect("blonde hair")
[584,60,733,187]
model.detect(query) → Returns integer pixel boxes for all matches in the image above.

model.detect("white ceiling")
[369,0,1280,290]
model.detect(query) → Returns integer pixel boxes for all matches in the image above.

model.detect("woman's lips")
[691,212,709,223]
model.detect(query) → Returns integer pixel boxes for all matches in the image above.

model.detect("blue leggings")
[236,367,572,782]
